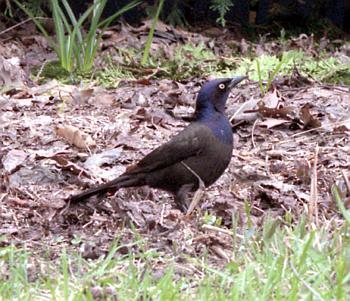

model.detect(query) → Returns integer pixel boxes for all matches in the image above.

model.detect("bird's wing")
[126,122,208,175]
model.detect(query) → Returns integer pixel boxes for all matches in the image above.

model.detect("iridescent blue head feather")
[194,76,247,144]
[195,76,247,119]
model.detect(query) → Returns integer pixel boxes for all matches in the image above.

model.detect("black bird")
[69,77,247,211]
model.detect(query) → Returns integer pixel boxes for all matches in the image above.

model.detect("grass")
[141,0,165,66]
[15,0,140,73]
[230,50,350,83]
[33,38,350,87]
[99,41,350,85]
[1,216,350,300]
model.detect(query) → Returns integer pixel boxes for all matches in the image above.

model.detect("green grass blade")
[82,0,107,70]
[266,55,290,92]
[70,2,99,70]
[51,0,66,66]
[98,0,141,29]
[82,0,140,72]
[298,231,315,269]
[61,249,70,300]
[56,4,77,71]
[61,0,84,45]
[332,184,350,225]
[141,0,164,66]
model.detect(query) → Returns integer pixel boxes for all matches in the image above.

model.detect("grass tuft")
[1,216,350,300]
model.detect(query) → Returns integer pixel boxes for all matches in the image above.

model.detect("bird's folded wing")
[126,123,208,174]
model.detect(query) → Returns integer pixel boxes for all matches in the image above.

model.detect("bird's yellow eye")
[218,83,226,90]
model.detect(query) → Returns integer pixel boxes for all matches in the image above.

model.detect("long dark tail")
[69,174,144,203]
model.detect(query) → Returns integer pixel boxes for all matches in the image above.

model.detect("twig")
[277,118,350,145]
[308,144,319,227]
[0,193,7,202]
[291,126,323,138]
[341,170,350,195]
[211,245,230,262]
[34,60,48,84]
[265,154,271,178]
[0,17,47,36]
[251,119,259,149]
[59,198,71,215]
[231,120,246,128]
[202,224,244,239]
[145,65,161,80]
[181,162,205,216]
[160,203,166,225]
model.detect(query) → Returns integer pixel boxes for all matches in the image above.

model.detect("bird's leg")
[175,184,195,212]
[180,162,206,215]
[186,186,205,216]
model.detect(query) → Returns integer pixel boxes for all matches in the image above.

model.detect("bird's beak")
[228,76,248,89]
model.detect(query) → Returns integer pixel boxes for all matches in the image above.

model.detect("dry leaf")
[92,93,115,106]
[84,147,124,180]
[0,55,26,91]
[71,87,94,105]
[55,125,96,149]
[300,103,321,129]
[333,119,350,133]
[259,118,291,128]
[2,149,28,173]
[255,102,293,119]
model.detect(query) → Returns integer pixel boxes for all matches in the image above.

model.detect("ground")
[0,20,350,299]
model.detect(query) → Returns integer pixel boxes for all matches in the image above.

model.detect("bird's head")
[195,76,247,115]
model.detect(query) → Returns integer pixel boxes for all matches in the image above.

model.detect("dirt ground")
[1,22,350,264]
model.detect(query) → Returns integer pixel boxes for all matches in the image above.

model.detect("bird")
[69,76,247,212]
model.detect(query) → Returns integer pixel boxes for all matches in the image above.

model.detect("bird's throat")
[196,112,233,146]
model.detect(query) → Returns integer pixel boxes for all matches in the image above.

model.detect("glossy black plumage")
[69,77,247,211]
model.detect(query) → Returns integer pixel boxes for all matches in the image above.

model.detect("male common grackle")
[69,77,247,211]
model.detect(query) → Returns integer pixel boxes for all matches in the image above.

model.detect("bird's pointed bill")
[228,76,248,88]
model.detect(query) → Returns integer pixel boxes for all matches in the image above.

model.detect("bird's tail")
[69,174,143,203]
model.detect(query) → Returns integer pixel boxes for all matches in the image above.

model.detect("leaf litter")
[0,23,350,276]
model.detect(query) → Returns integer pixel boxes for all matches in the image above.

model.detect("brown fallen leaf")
[231,89,291,123]
[55,125,96,149]
[300,103,321,129]
[259,118,291,129]
[230,98,260,122]
[71,87,94,105]
[2,149,28,173]
[261,88,282,108]
[0,55,26,92]
[83,147,125,180]
[35,151,92,179]
[333,119,350,133]
[295,161,312,185]
[246,102,293,119]
[91,93,115,107]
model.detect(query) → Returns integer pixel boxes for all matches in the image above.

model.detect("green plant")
[164,2,188,27]
[210,0,234,27]
[15,0,140,73]
[256,53,289,95]
[96,55,135,88]
[231,50,350,91]
[164,42,217,79]
[142,0,165,66]
[1,215,350,300]
[9,0,48,17]
[332,184,350,225]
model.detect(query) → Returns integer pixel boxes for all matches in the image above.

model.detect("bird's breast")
[204,116,233,146]
[183,127,233,187]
